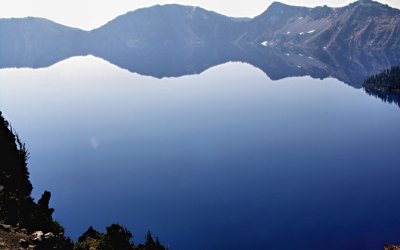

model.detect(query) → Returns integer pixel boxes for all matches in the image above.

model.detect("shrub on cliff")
[1,112,166,249]
[0,111,73,248]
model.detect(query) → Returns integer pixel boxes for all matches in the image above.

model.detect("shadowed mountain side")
[88,4,250,48]
[0,1,399,56]
[0,17,88,69]
[302,48,400,87]
[89,44,331,80]
[0,1,399,83]
[363,66,400,107]
[89,43,248,79]
[0,39,399,87]
[241,0,400,52]
[88,1,400,51]
[89,43,400,87]
[364,88,400,107]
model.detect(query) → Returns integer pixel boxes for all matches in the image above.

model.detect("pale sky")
[0,0,399,30]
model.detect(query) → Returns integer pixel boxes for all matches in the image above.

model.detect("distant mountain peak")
[1,0,399,58]
[269,1,289,7]
[350,0,388,7]
[266,1,302,11]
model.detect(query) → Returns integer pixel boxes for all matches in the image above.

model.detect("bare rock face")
[92,0,400,51]
[0,224,12,232]
[44,232,55,240]
[385,244,400,250]
[31,231,44,242]
[0,227,71,250]
[0,225,31,250]
[241,0,400,51]
[19,238,29,248]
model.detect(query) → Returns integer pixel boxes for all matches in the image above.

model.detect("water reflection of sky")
[1,56,400,250]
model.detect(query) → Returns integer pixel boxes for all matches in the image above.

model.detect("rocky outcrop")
[0,224,69,250]
[0,224,31,249]
[243,0,400,51]
[385,244,400,250]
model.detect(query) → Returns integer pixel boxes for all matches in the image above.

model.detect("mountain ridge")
[1,0,399,49]
[1,0,397,30]
[0,0,399,81]
[241,0,400,50]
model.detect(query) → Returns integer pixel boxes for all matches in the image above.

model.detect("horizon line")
[0,0,398,31]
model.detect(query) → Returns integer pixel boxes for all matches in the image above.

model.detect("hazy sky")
[0,0,399,30]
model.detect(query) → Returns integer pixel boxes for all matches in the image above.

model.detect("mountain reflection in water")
[1,42,399,89]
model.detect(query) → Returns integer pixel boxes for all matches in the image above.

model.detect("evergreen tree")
[98,224,134,250]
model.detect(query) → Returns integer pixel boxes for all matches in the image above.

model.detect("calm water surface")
[1,56,400,250]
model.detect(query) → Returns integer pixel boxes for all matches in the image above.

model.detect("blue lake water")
[1,56,400,250]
